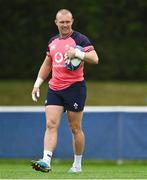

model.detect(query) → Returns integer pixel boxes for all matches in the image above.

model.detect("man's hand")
[32,87,40,102]
[65,46,85,60]
[31,77,44,102]
[65,47,76,59]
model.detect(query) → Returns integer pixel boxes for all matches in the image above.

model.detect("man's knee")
[46,119,58,130]
[70,124,82,135]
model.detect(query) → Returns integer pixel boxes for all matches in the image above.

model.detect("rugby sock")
[73,154,82,168]
[43,150,53,166]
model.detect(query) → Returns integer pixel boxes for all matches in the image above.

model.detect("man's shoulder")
[72,31,88,39]
[71,31,91,47]
[48,34,59,44]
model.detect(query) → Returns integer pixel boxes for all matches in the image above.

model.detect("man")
[31,9,99,173]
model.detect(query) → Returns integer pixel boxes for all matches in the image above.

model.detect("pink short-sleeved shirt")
[46,31,94,91]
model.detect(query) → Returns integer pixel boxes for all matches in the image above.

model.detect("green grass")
[86,81,147,106]
[0,159,147,179]
[0,80,147,106]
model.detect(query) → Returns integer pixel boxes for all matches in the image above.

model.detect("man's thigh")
[67,111,83,128]
[45,105,64,127]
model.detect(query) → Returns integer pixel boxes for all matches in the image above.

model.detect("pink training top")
[46,31,94,91]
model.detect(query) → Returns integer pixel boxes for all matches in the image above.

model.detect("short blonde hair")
[56,9,73,19]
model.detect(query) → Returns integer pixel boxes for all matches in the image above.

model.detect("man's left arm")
[66,47,99,64]
[83,50,99,64]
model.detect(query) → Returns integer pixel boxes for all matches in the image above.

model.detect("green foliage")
[0,0,147,80]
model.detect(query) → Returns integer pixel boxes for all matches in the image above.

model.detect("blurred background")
[0,0,147,106]
[0,0,147,165]
[0,0,147,81]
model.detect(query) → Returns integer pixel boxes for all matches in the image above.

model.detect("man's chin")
[62,31,70,35]
[61,32,71,37]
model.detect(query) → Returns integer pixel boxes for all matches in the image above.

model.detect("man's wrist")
[34,77,44,88]
[75,48,85,60]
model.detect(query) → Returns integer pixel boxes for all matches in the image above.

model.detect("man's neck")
[60,30,73,39]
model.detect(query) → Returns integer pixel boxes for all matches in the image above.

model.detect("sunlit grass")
[86,81,147,105]
[0,159,147,179]
[0,80,147,105]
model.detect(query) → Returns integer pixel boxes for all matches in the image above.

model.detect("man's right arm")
[32,56,52,102]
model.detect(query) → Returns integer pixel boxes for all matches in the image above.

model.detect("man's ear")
[55,19,57,25]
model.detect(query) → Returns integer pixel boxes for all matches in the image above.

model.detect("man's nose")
[63,22,68,26]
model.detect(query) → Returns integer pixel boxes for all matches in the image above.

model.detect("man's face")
[55,13,73,37]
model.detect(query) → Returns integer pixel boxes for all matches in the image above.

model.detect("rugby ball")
[64,45,84,71]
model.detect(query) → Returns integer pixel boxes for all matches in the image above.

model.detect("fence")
[0,106,147,160]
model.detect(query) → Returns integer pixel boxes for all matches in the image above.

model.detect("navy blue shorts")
[45,80,87,112]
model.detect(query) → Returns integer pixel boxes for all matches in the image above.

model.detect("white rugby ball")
[65,45,84,71]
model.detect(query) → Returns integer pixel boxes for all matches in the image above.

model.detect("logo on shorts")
[73,103,78,109]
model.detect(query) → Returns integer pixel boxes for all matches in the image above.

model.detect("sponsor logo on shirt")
[54,52,63,63]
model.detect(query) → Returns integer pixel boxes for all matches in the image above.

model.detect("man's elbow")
[92,51,99,64]
[94,56,99,64]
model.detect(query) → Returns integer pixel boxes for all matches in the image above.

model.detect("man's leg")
[31,105,64,172]
[44,105,64,152]
[67,111,85,172]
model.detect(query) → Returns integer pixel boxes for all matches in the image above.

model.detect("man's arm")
[32,56,52,102]
[66,47,99,64]
[82,50,99,64]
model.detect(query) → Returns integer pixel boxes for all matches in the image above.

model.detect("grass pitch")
[0,80,147,105]
[0,159,147,179]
